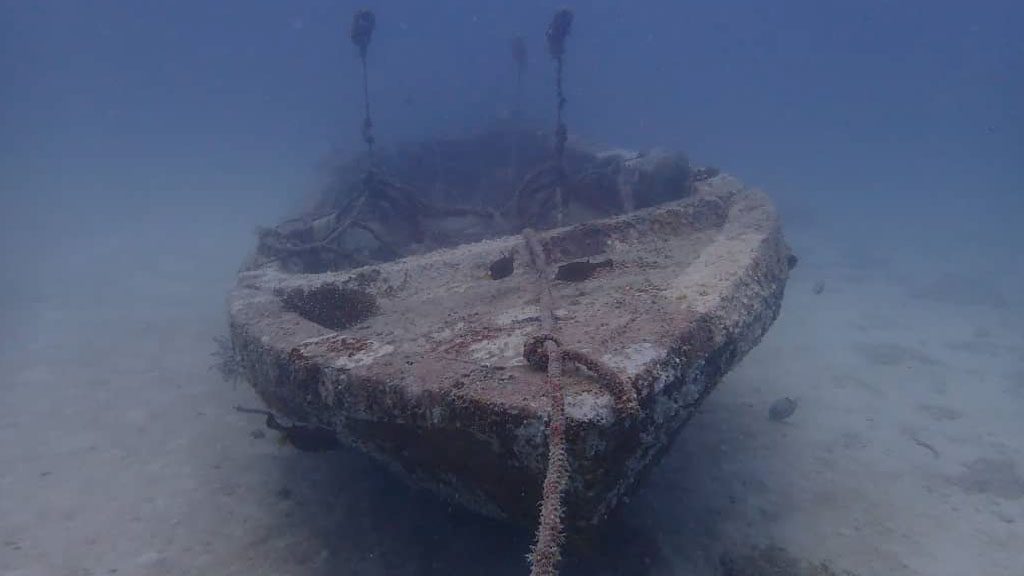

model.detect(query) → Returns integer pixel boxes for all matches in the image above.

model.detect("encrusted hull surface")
[228,174,792,527]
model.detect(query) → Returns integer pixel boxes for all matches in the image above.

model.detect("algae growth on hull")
[229,170,793,528]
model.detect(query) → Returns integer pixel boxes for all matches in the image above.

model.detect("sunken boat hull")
[228,166,793,527]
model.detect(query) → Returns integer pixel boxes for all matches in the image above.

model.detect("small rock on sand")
[769,397,798,422]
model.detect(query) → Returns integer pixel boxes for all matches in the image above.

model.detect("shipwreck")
[225,9,793,574]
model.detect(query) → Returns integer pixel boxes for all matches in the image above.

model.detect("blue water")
[1,2,1022,575]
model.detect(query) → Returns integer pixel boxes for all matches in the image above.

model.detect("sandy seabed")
[1,213,1021,576]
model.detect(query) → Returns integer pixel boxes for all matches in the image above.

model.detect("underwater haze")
[2,1,1023,575]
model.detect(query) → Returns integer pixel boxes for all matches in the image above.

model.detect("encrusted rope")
[522,229,568,576]
[524,335,639,418]
[521,229,640,576]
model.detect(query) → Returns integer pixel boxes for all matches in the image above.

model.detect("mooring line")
[522,228,569,576]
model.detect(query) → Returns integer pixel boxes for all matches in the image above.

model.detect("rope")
[521,228,642,576]
[522,229,568,576]
[351,9,376,162]
[552,54,567,228]
[360,53,375,162]
[549,11,571,228]
[524,335,639,418]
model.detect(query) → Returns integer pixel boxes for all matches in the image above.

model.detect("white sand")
[1,208,1021,575]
